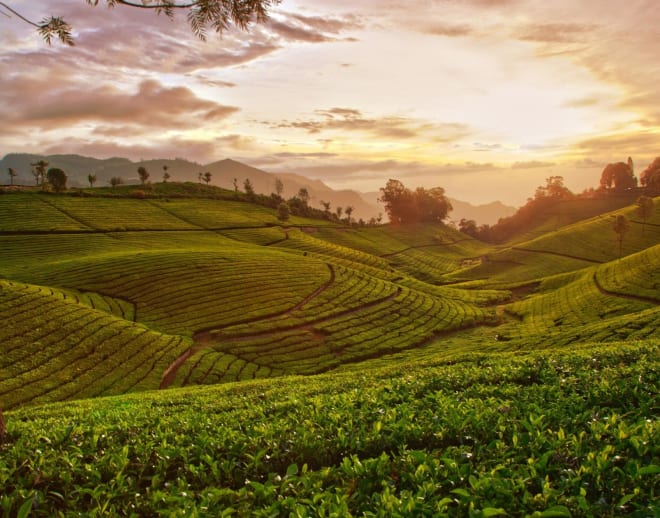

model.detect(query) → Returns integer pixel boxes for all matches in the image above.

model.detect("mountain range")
[0,153,515,224]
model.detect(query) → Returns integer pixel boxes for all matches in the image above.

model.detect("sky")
[1,0,659,205]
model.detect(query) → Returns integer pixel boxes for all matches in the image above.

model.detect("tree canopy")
[378,179,452,224]
[599,161,636,191]
[0,0,281,46]
[640,157,660,192]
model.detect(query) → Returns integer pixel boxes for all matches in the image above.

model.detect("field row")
[2,341,657,516]
[19,249,332,335]
[0,279,191,409]
[594,244,660,302]
[187,283,492,380]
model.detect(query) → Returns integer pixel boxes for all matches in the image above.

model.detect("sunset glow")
[1,0,659,204]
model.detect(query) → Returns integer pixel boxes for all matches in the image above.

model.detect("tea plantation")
[0,190,658,516]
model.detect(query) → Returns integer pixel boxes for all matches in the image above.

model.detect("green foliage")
[46,168,67,192]
[0,342,657,515]
[276,201,290,222]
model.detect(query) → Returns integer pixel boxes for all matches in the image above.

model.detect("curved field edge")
[1,340,657,516]
[0,279,192,410]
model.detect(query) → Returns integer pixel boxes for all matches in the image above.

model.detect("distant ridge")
[2,153,510,222]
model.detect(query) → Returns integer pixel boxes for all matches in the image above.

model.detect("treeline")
[459,157,660,244]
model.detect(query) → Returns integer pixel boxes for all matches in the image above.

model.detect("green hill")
[0,189,658,515]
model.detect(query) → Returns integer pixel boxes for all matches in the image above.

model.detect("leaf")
[286,463,299,478]
[637,465,660,476]
[617,493,636,507]
[17,498,33,518]
[481,508,507,517]
[450,488,471,498]
[540,505,572,517]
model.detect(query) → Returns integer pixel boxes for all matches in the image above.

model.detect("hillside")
[0,190,658,515]
[0,153,381,220]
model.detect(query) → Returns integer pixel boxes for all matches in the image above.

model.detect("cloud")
[425,23,472,37]
[511,161,556,169]
[272,107,473,141]
[516,23,595,43]
[41,136,219,163]
[266,11,362,43]
[0,78,239,131]
[575,130,660,159]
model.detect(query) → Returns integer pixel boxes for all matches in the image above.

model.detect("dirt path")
[161,263,336,388]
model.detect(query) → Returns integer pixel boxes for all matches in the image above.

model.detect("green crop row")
[1,341,657,516]
[0,280,192,409]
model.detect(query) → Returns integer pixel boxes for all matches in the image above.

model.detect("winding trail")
[160,263,336,388]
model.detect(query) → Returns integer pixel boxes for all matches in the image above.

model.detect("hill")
[0,190,658,515]
[0,153,381,220]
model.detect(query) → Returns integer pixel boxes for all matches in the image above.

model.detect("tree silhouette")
[162,165,170,183]
[244,178,255,196]
[30,160,48,187]
[274,177,284,198]
[344,206,354,225]
[46,168,67,192]
[7,167,17,186]
[635,196,654,235]
[137,166,149,185]
[640,157,660,193]
[110,176,123,188]
[335,206,343,220]
[277,201,290,222]
[600,162,636,191]
[87,173,97,188]
[612,214,630,259]
[203,171,212,185]
[379,179,451,224]
[297,188,310,206]
[1,0,281,46]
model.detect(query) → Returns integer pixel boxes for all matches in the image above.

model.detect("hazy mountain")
[1,153,513,223]
[448,198,517,226]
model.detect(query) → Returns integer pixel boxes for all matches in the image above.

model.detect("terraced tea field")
[0,190,658,515]
[1,192,658,410]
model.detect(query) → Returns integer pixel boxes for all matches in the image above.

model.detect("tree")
[137,166,149,185]
[198,172,203,183]
[600,162,635,191]
[379,179,451,224]
[277,201,290,222]
[458,218,479,237]
[320,200,331,214]
[1,0,281,46]
[274,177,284,198]
[203,171,212,185]
[297,187,310,206]
[232,178,238,193]
[31,160,48,187]
[46,168,67,192]
[635,196,654,235]
[344,205,354,225]
[7,167,17,186]
[640,157,660,193]
[88,173,97,188]
[612,214,630,259]
[110,176,123,188]
[243,178,254,197]
[335,206,343,220]
[162,165,170,183]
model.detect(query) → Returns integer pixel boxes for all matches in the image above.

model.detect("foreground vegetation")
[2,341,658,516]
